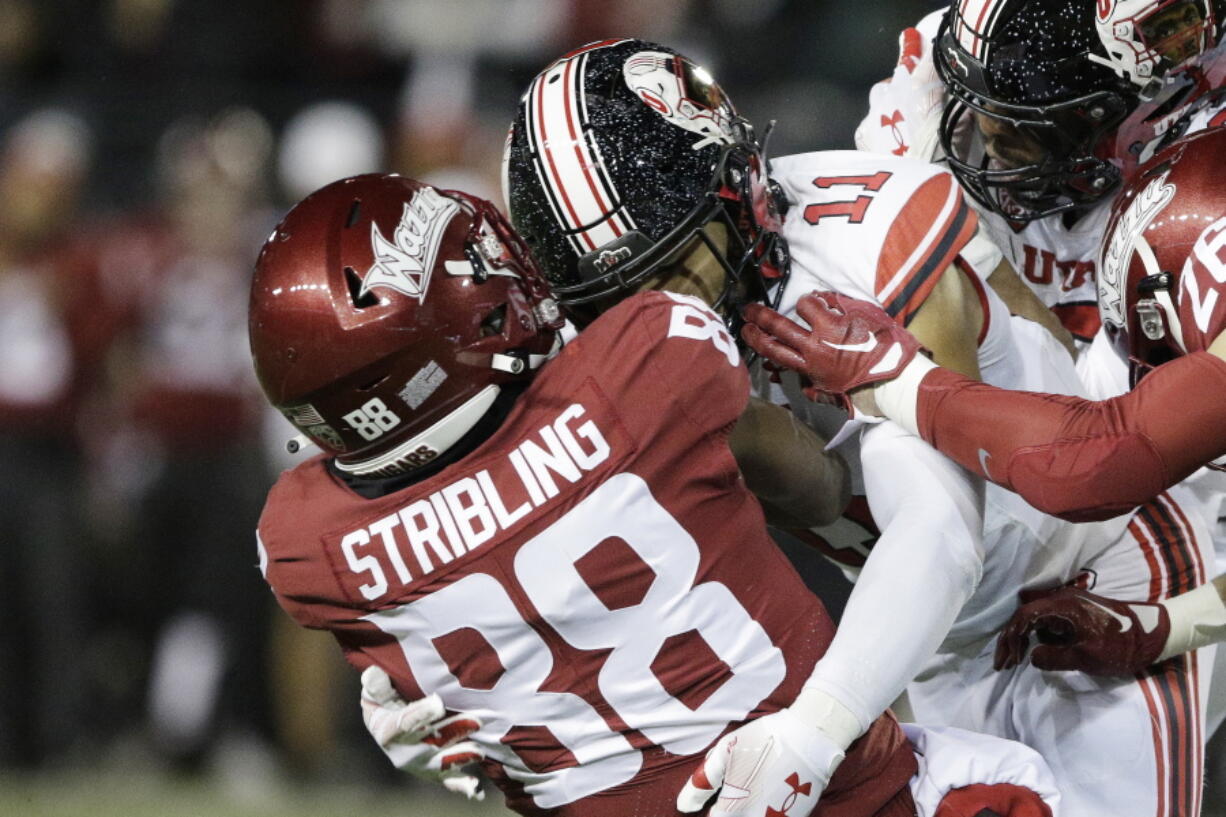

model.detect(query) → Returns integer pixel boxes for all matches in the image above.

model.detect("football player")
[499,38,1216,816]
[740,126,1226,524]
[856,0,1224,351]
[743,126,1226,816]
[251,174,1059,816]
[744,121,1226,651]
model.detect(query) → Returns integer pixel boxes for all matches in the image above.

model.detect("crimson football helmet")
[249,174,564,477]
[936,0,1143,221]
[502,39,789,330]
[1097,126,1226,382]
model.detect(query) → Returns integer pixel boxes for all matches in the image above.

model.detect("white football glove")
[854,9,948,161]
[360,665,486,800]
[675,692,848,816]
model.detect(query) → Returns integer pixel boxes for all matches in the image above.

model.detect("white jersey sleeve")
[805,420,984,735]
[773,150,980,327]
[854,10,949,162]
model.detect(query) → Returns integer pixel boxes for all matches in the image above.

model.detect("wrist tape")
[870,354,937,436]
[1159,581,1226,662]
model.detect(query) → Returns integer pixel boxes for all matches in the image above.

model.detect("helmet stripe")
[532,68,598,251]
[573,52,637,236]
[955,0,1007,60]
[526,48,638,259]
[561,54,622,238]
[524,73,588,257]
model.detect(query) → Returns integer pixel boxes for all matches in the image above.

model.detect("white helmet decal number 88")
[366,472,785,808]
[343,397,402,441]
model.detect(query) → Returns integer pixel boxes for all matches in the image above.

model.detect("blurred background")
[0,0,951,814]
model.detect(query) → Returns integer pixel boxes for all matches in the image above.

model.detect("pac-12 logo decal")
[623,51,735,149]
[1098,171,1175,327]
[362,186,459,302]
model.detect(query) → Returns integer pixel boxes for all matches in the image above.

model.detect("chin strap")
[491,330,565,374]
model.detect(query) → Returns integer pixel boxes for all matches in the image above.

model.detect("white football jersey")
[764,149,1133,643]
[770,150,1020,389]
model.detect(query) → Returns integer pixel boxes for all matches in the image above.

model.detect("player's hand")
[993,587,1170,675]
[676,706,844,816]
[360,665,486,800]
[742,292,923,413]
[854,11,948,160]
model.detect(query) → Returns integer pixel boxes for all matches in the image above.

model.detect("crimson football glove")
[742,292,923,411]
[993,587,1170,675]
[360,666,485,800]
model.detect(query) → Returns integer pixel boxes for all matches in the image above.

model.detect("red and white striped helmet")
[502,39,788,327]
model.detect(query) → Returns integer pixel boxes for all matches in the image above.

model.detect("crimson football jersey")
[258,290,915,817]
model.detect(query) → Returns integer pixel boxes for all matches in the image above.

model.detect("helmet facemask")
[1090,0,1218,96]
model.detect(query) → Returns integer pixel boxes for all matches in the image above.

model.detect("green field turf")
[0,772,515,817]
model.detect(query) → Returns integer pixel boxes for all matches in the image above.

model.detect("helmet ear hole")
[345,265,380,309]
[480,304,508,337]
[358,373,390,392]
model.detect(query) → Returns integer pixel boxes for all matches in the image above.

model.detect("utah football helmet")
[935,0,1140,221]
[1091,0,1219,92]
[249,174,563,477]
[502,39,788,328]
[1097,126,1226,381]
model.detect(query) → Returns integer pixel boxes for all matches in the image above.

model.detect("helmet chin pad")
[335,385,501,478]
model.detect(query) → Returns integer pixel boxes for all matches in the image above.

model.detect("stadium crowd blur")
[0,0,940,793]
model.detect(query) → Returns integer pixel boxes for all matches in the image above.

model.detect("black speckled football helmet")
[936,0,1139,222]
[502,39,788,327]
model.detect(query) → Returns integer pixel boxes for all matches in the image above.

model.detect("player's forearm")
[874,351,1226,522]
[730,396,851,527]
[985,259,1076,359]
[804,424,983,741]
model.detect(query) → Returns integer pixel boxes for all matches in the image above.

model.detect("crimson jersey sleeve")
[568,289,749,435]
[1178,216,1226,353]
[915,352,1226,521]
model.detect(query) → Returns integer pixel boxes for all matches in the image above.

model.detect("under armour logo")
[881,110,908,156]
[765,773,812,816]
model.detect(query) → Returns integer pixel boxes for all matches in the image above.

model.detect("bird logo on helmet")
[249,174,564,478]
[502,38,789,334]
